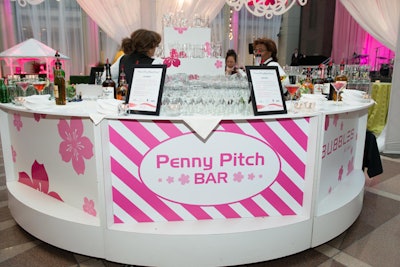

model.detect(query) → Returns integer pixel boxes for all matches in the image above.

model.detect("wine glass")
[284,84,300,112]
[331,81,346,105]
[32,81,47,95]
[16,80,31,97]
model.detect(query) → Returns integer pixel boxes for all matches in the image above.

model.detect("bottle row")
[286,61,371,101]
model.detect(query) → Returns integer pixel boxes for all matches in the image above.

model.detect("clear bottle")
[0,78,9,103]
[54,58,66,105]
[313,64,325,95]
[333,60,348,101]
[102,59,116,99]
[302,67,314,94]
[116,65,128,101]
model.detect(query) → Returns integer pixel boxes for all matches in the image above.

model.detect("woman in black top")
[118,29,162,87]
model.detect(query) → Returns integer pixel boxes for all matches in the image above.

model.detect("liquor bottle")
[102,59,116,99]
[54,55,66,105]
[333,60,348,101]
[324,62,335,100]
[313,64,324,95]
[53,51,65,79]
[116,65,128,101]
[0,78,9,103]
[302,67,314,94]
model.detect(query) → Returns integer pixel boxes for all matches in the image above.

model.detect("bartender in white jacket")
[253,37,289,95]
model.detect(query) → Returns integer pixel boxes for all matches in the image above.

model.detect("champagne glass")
[284,84,300,112]
[32,81,47,95]
[331,81,346,105]
[16,80,31,97]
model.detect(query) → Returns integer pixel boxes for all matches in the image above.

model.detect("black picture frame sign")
[245,66,287,116]
[126,64,167,116]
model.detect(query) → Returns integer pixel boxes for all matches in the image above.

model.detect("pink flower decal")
[214,60,223,69]
[58,117,94,175]
[34,113,47,122]
[333,114,339,127]
[173,27,188,34]
[233,171,244,182]
[18,160,63,201]
[13,113,22,131]
[12,145,16,163]
[83,197,97,216]
[248,173,255,180]
[338,165,344,181]
[167,176,174,183]
[204,42,212,57]
[324,115,330,131]
[163,49,181,68]
[347,157,354,175]
[178,174,190,185]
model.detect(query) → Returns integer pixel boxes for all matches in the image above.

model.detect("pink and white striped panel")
[108,118,310,223]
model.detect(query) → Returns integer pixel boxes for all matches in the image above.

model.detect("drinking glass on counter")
[32,80,47,95]
[161,75,251,116]
[331,81,346,105]
[16,80,31,97]
[285,84,300,112]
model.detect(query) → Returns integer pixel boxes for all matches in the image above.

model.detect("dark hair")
[129,29,162,54]
[253,38,278,62]
[120,37,133,54]
[225,49,237,63]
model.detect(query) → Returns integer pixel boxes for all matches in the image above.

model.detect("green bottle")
[0,78,10,103]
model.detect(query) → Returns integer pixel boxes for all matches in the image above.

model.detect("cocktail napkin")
[23,94,54,110]
[183,116,223,140]
[89,98,124,125]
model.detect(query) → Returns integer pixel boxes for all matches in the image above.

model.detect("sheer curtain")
[76,0,226,43]
[0,0,16,77]
[75,0,226,63]
[10,0,88,78]
[237,10,282,66]
[339,0,400,153]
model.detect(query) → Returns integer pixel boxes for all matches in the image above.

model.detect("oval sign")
[139,131,281,205]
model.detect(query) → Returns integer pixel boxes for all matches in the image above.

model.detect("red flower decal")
[173,27,188,34]
[163,49,181,68]
[18,160,63,201]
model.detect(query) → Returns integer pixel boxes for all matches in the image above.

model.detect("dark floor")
[1,148,399,266]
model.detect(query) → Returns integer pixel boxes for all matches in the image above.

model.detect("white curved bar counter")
[0,99,373,266]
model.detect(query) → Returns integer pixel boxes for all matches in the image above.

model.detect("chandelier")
[225,0,308,19]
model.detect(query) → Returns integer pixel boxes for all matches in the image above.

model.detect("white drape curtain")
[76,0,226,44]
[340,0,400,153]
[237,10,282,66]
[76,0,226,62]
[339,0,399,50]
[8,0,89,77]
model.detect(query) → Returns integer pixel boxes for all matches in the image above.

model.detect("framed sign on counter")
[246,66,287,116]
[127,64,167,115]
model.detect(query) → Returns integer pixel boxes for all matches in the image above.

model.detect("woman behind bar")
[253,37,289,93]
[102,37,134,82]
[225,49,245,77]
[118,29,162,87]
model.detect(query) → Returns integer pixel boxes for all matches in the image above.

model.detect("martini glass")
[284,84,300,112]
[32,81,47,95]
[331,81,346,105]
[16,80,30,97]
